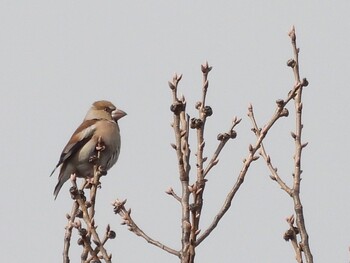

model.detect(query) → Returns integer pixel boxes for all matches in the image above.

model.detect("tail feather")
[50,166,58,177]
[53,170,70,200]
[53,180,64,200]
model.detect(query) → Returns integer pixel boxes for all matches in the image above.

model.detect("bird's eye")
[104,107,110,112]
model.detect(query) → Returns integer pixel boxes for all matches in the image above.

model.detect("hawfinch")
[51,100,126,199]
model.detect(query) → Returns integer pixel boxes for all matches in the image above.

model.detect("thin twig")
[204,117,241,177]
[284,215,303,263]
[63,201,79,263]
[248,108,293,195]
[75,192,111,262]
[288,26,313,263]
[165,187,181,202]
[169,73,192,261]
[112,199,180,258]
[65,137,113,263]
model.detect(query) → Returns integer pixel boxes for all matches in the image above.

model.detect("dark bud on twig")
[77,238,84,246]
[283,229,295,241]
[280,108,289,117]
[301,142,308,148]
[170,101,185,115]
[203,106,213,117]
[252,155,259,161]
[249,144,254,152]
[291,132,297,139]
[79,228,87,237]
[287,59,296,68]
[230,130,237,139]
[76,209,83,218]
[69,186,79,199]
[78,190,86,201]
[276,99,284,108]
[108,230,116,239]
[269,175,277,181]
[301,78,309,87]
[217,132,232,141]
[170,143,177,150]
[190,118,203,129]
[165,187,174,195]
[217,133,224,141]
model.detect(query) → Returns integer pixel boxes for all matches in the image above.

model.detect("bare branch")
[288,26,313,263]
[112,199,180,258]
[248,106,293,195]
[204,117,241,177]
[63,201,79,263]
[169,73,192,261]
[165,187,181,202]
[64,137,114,263]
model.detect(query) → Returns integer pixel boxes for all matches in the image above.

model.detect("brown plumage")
[51,100,126,199]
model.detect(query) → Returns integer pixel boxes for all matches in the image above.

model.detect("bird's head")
[85,100,127,122]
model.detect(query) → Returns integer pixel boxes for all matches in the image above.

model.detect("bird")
[50,100,126,199]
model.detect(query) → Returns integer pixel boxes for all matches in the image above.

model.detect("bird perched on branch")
[50,100,126,199]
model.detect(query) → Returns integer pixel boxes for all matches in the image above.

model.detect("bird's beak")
[112,109,127,121]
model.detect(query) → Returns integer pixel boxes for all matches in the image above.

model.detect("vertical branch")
[63,179,87,263]
[169,74,192,262]
[88,137,104,220]
[63,201,79,263]
[187,62,213,262]
[64,137,116,263]
[288,26,313,263]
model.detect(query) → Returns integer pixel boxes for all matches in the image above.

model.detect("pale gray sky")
[1,1,349,262]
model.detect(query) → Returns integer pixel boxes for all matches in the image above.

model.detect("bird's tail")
[50,166,57,177]
[53,173,70,200]
[53,180,64,200]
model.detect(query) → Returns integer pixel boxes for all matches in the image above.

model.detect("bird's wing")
[50,119,98,176]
